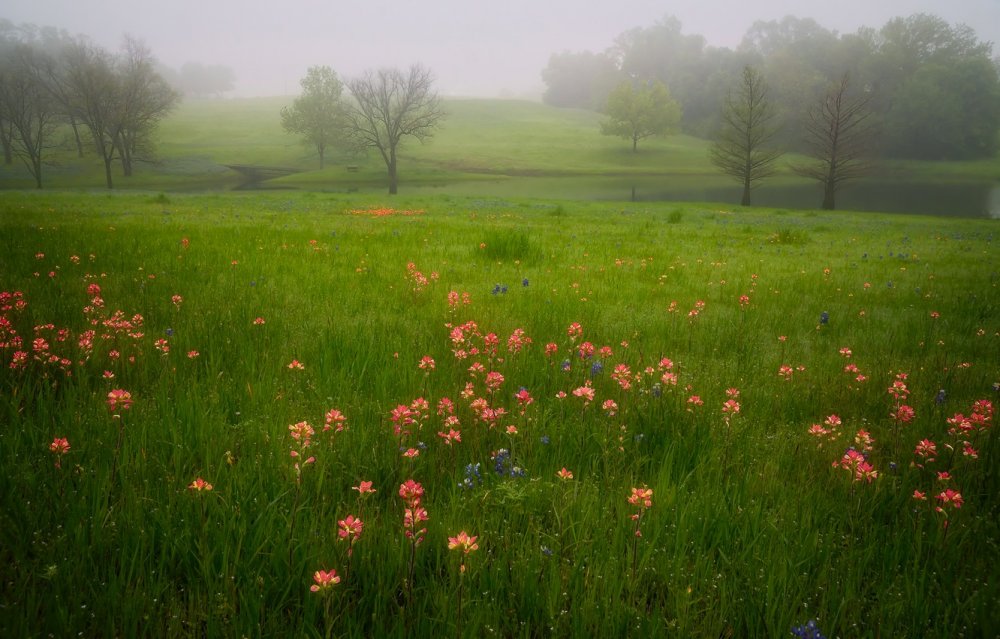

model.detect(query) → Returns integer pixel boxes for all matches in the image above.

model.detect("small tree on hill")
[600,80,681,152]
[709,66,783,206]
[281,66,347,169]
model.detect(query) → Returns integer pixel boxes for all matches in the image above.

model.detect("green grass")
[0,191,998,637]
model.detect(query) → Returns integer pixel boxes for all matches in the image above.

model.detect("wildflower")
[628,487,653,510]
[791,619,827,639]
[352,480,376,495]
[287,359,304,370]
[913,490,927,501]
[399,479,424,505]
[418,355,435,371]
[448,531,479,555]
[107,389,133,413]
[188,477,213,491]
[187,350,199,358]
[171,294,183,307]
[338,515,364,547]
[253,317,265,325]
[556,467,574,480]
[460,463,482,489]
[891,404,915,424]
[324,409,347,433]
[49,437,70,468]
[819,311,829,325]
[310,569,341,592]
[935,489,964,511]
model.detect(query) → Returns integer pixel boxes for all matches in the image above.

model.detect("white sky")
[5,0,999,97]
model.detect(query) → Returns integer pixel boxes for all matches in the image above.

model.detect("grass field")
[0,190,997,637]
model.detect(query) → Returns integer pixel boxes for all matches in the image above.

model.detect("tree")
[709,66,783,205]
[61,40,123,189]
[600,80,681,152]
[281,66,347,169]
[0,43,60,187]
[793,74,875,210]
[115,36,181,177]
[345,65,444,194]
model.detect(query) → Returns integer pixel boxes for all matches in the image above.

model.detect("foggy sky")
[5,0,1000,97]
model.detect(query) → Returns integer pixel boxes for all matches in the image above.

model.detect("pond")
[392,176,1000,219]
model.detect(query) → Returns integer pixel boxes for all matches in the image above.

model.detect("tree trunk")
[822,179,836,210]
[741,175,751,206]
[318,144,325,170]
[387,150,398,195]
[104,155,114,189]
[632,135,638,153]
[70,117,85,158]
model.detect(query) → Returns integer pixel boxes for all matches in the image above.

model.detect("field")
[0,190,998,637]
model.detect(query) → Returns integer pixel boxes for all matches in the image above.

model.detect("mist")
[4,0,999,97]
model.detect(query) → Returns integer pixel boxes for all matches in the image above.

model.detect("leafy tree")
[793,74,875,210]
[599,80,681,152]
[60,39,123,188]
[281,66,347,169]
[115,36,181,177]
[345,65,444,195]
[709,66,783,205]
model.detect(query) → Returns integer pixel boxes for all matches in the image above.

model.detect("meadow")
[0,189,997,637]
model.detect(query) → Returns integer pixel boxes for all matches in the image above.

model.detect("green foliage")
[600,80,682,152]
[280,66,348,169]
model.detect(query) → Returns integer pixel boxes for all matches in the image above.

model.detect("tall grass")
[0,191,997,637]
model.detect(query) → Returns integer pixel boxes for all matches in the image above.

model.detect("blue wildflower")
[590,361,604,376]
[501,285,508,294]
[819,311,829,325]
[935,389,947,405]
[522,278,529,287]
[791,619,826,639]
[460,462,482,490]
[539,435,550,445]
[561,359,571,372]
[492,284,501,295]
[165,327,174,337]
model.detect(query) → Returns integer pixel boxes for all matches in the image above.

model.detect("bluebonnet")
[522,278,529,287]
[935,389,947,405]
[540,546,553,557]
[165,327,174,337]
[561,360,571,372]
[493,449,526,478]
[539,435,550,445]
[590,361,604,376]
[492,284,501,295]
[459,463,482,490]
[791,619,826,639]
[819,311,829,325]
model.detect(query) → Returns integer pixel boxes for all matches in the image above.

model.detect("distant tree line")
[542,13,1000,163]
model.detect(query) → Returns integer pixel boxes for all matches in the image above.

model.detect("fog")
[5,0,999,97]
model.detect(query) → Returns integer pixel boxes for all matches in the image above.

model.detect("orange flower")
[447,531,479,555]
[556,467,574,480]
[188,477,213,492]
[310,569,340,592]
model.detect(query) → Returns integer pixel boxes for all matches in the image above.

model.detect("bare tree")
[345,65,444,194]
[709,66,783,206]
[0,43,60,187]
[793,73,875,210]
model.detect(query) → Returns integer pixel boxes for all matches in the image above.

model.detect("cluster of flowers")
[347,208,424,217]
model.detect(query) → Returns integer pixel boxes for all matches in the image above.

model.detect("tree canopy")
[541,12,1000,161]
[281,66,347,169]
[600,80,681,152]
